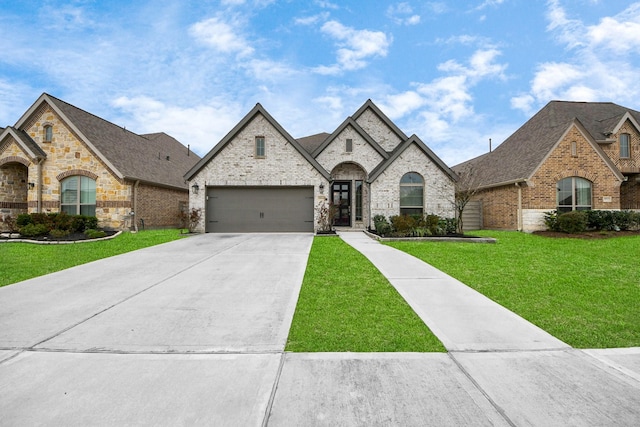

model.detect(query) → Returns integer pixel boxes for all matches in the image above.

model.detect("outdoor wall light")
[319,182,325,193]
[191,182,200,194]
[28,182,35,189]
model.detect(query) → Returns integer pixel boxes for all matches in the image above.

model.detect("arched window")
[400,172,424,215]
[557,177,591,213]
[44,125,53,142]
[61,176,96,216]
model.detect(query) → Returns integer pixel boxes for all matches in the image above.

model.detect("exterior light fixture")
[191,182,200,194]
[319,182,325,193]
[28,182,35,189]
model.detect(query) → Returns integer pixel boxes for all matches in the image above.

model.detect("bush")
[16,213,32,227]
[389,215,418,235]
[439,217,458,235]
[50,229,71,239]
[543,210,559,231]
[84,229,106,239]
[373,215,391,236]
[557,211,587,234]
[19,223,49,237]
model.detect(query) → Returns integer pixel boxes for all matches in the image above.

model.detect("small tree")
[178,208,202,233]
[316,200,337,232]
[453,165,482,234]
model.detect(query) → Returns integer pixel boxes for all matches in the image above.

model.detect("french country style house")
[453,101,640,231]
[0,93,200,230]
[185,100,457,233]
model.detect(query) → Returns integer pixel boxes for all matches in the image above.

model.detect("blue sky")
[1,0,639,165]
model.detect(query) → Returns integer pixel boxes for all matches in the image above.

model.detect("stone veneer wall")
[354,109,402,152]
[315,124,385,174]
[21,106,132,229]
[189,113,326,233]
[370,143,455,225]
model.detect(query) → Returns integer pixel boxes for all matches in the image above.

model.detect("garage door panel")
[206,187,314,233]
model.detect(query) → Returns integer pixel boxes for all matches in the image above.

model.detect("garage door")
[205,186,314,232]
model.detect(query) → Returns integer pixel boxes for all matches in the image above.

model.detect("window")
[620,133,630,158]
[44,125,53,142]
[355,180,363,221]
[400,172,424,215]
[61,176,96,216]
[255,136,265,158]
[346,138,353,153]
[557,177,591,213]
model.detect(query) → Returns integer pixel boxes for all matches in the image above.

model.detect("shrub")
[16,214,32,227]
[389,215,418,235]
[373,215,391,236]
[543,210,559,231]
[19,223,49,237]
[84,229,106,239]
[557,211,587,234]
[1,215,19,232]
[439,217,458,235]
[30,213,53,229]
[51,211,74,231]
[50,229,71,239]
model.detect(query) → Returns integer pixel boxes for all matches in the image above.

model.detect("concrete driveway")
[1,232,639,426]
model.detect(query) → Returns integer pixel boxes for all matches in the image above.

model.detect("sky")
[1,0,639,166]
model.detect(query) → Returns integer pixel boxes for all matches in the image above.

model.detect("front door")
[332,181,351,226]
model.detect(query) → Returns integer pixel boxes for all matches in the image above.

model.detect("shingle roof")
[30,94,200,189]
[452,101,637,189]
[297,132,329,153]
[1,126,47,159]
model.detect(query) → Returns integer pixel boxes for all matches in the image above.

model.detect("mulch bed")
[0,230,118,242]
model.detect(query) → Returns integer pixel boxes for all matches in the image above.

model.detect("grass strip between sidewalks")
[387,230,640,349]
[286,236,445,352]
[0,230,187,287]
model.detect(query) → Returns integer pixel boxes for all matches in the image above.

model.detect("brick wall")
[315,124,385,174]
[472,185,520,230]
[354,109,402,152]
[134,183,188,229]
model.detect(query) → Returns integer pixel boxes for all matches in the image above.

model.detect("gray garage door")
[205,186,314,232]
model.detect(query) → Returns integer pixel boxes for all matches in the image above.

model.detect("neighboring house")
[185,100,457,233]
[0,93,200,230]
[452,101,640,231]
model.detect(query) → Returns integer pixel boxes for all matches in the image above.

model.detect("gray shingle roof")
[297,132,329,153]
[452,101,637,189]
[42,94,200,189]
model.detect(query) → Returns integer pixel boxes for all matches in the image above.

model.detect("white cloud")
[189,16,254,57]
[295,13,330,26]
[112,96,243,156]
[387,3,421,25]
[512,1,640,114]
[316,20,391,73]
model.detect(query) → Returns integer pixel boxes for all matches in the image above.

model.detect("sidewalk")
[338,231,569,352]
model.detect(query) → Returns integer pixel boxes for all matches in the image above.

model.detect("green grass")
[387,231,640,349]
[0,229,187,287]
[286,236,445,352]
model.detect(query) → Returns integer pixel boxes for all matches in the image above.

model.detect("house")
[452,101,640,231]
[185,100,457,233]
[0,93,200,230]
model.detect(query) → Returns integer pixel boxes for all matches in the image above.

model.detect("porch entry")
[332,181,351,226]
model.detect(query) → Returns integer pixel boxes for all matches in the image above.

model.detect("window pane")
[575,178,591,206]
[255,137,265,157]
[61,205,77,215]
[400,172,423,184]
[400,185,423,207]
[355,180,362,221]
[61,177,78,204]
[557,178,572,207]
[80,176,96,204]
[620,134,630,158]
[80,205,96,216]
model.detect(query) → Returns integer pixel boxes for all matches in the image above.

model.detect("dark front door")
[332,181,351,226]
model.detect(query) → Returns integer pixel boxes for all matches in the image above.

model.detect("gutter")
[476,178,528,191]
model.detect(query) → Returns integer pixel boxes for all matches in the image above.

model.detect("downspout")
[133,180,140,232]
[367,181,372,231]
[515,182,522,231]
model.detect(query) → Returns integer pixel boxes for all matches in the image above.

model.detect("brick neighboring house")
[452,101,640,231]
[185,100,457,233]
[0,93,200,230]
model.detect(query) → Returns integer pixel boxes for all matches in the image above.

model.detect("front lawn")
[286,236,445,352]
[0,229,187,287]
[387,231,640,349]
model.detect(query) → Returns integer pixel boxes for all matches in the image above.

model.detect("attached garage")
[205,186,315,232]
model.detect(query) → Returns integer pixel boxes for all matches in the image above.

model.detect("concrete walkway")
[1,232,639,426]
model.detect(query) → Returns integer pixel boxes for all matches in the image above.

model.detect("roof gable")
[352,100,408,151]
[311,117,389,159]
[369,134,457,183]
[611,112,640,135]
[185,103,330,180]
[453,100,637,189]
[14,93,198,189]
[0,126,46,160]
